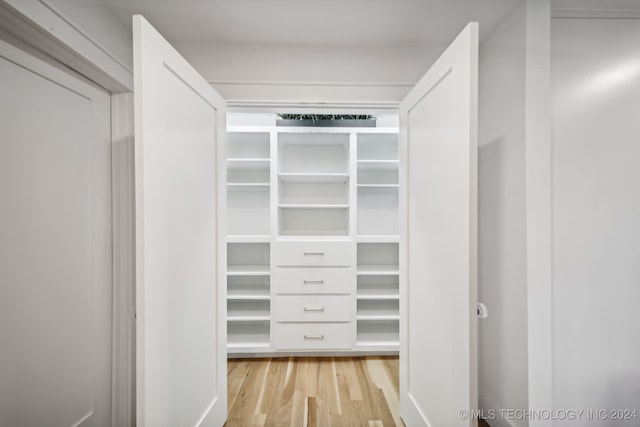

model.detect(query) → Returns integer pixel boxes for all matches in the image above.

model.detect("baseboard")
[479,392,527,427]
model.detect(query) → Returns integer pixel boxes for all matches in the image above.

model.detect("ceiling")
[98,0,526,47]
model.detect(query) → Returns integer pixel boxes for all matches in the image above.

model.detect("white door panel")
[0,38,112,426]
[133,16,227,427]
[399,23,478,427]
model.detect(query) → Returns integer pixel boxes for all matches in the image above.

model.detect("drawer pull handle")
[303,280,324,284]
[304,334,325,340]
[304,307,325,312]
[303,252,325,256]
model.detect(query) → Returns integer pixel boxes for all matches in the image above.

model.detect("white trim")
[551,8,640,19]
[226,99,400,111]
[525,1,553,426]
[478,393,525,427]
[210,79,414,88]
[0,0,132,92]
[111,92,136,427]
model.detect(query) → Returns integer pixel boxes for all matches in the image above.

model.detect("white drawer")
[274,295,353,322]
[273,267,354,294]
[273,323,353,350]
[273,241,353,267]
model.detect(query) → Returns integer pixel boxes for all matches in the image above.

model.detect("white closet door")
[0,39,112,426]
[399,23,479,427]
[133,16,227,427]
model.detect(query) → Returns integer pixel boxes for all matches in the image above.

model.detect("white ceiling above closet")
[98,0,522,45]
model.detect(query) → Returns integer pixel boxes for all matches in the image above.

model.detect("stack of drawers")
[272,241,355,350]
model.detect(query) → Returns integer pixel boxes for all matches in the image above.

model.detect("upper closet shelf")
[357,160,399,171]
[227,158,270,169]
[279,204,349,209]
[278,173,349,184]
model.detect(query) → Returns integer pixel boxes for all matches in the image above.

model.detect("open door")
[399,23,478,427]
[134,16,227,427]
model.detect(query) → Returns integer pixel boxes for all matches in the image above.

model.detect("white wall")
[173,41,445,103]
[45,0,132,71]
[551,18,640,426]
[478,4,530,426]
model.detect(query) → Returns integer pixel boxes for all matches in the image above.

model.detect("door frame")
[0,3,136,426]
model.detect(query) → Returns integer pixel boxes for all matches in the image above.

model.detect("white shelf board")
[357,161,399,172]
[356,341,400,347]
[227,295,271,301]
[279,230,349,238]
[227,315,271,322]
[278,173,349,184]
[357,159,399,164]
[356,235,400,243]
[279,203,349,209]
[356,294,400,300]
[357,184,399,189]
[227,265,271,276]
[227,235,271,243]
[227,158,270,163]
[356,265,400,275]
[356,315,400,321]
[227,183,270,191]
[276,235,352,242]
[227,342,271,349]
[227,159,270,171]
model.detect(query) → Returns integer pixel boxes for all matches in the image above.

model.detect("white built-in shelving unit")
[226,116,399,355]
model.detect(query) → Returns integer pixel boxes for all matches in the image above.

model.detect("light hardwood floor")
[226,356,401,427]
[226,356,491,427]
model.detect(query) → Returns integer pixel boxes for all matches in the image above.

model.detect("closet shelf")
[278,173,349,184]
[227,265,271,276]
[356,341,400,347]
[356,294,400,301]
[357,265,400,275]
[357,160,399,172]
[227,315,271,322]
[356,314,400,321]
[356,235,400,243]
[227,235,271,243]
[278,203,349,209]
[227,342,270,349]
[227,183,270,191]
[227,158,270,163]
[227,159,270,171]
[227,295,271,301]
[357,184,399,189]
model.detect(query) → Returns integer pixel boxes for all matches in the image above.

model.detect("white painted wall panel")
[551,18,640,426]
[478,4,529,426]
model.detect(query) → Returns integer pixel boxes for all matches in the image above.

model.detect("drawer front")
[274,295,353,322]
[273,267,354,294]
[274,323,353,350]
[273,241,353,267]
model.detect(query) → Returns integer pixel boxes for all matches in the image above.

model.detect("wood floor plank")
[228,356,403,427]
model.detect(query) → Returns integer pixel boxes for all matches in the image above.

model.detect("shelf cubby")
[227,299,271,320]
[227,275,270,299]
[278,132,349,174]
[357,243,399,273]
[227,132,270,159]
[357,299,399,320]
[357,188,399,237]
[227,321,270,349]
[357,133,399,161]
[356,319,400,347]
[357,275,399,300]
[279,207,349,236]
